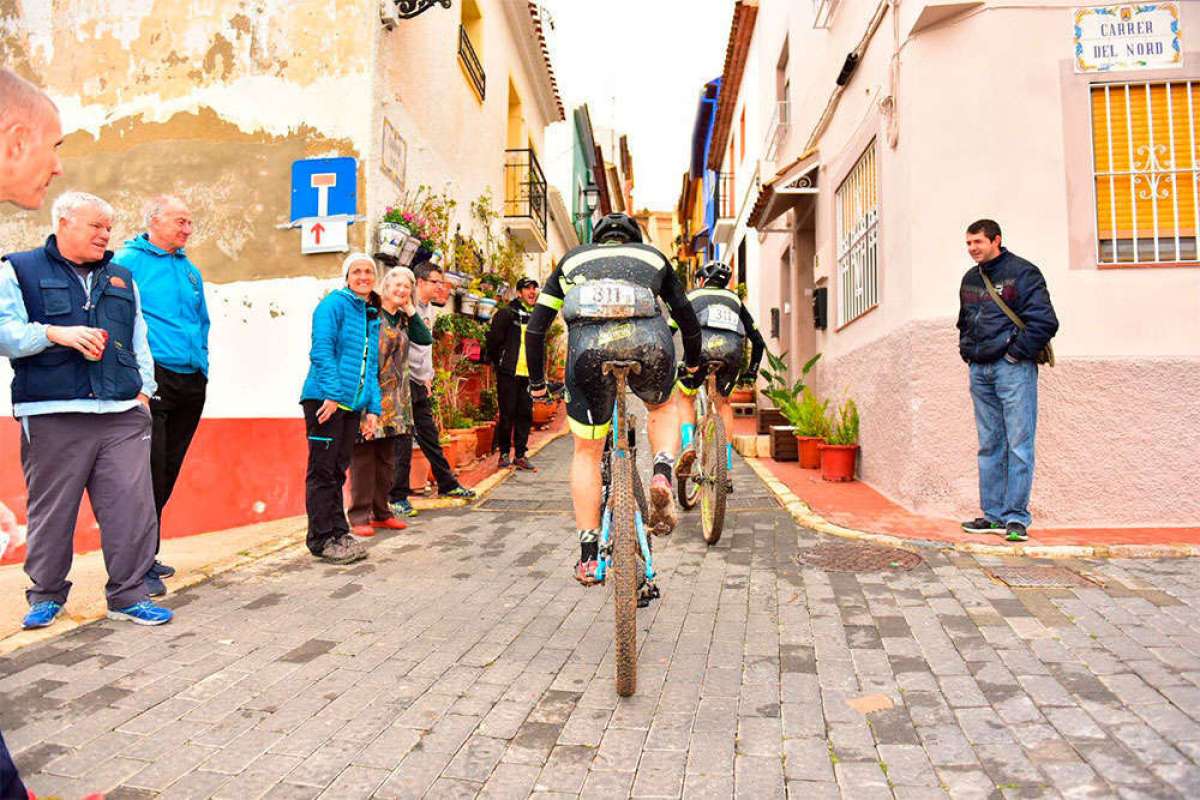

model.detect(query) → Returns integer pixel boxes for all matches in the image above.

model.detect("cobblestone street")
[4,430,1200,799]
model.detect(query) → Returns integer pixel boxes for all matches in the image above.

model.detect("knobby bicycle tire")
[677,460,700,510]
[609,446,639,697]
[699,410,728,546]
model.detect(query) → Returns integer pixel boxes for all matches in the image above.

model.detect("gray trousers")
[20,407,157,610]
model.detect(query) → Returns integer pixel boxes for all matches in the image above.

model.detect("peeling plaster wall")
[0,1,379,421]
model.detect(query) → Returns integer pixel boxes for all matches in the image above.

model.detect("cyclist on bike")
[525,213,703,586]
[673,261,765,493]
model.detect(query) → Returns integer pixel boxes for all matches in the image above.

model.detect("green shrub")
[825,398,860,446]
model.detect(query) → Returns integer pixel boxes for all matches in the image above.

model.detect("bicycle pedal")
[637,582,661,608]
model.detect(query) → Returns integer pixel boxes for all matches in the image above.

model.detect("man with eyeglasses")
[387,263,475,517]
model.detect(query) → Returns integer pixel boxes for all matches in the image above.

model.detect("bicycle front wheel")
[699,411,728,546]
[609,451,639,697]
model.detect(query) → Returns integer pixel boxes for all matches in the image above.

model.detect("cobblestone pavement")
[4,423,1200,799]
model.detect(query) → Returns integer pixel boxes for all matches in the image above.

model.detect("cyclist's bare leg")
[570,435,605,531]
[570,434,605,585]
[645,399,680,535]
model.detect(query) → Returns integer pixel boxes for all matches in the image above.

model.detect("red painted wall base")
[1,417,307,564]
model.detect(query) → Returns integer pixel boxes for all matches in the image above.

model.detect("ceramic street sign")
[1075,2,1182,73]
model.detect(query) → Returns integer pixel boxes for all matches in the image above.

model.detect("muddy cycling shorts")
[677,328,743,398]
[565,316,675,440]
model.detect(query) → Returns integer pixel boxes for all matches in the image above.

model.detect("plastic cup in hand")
[84,329,108,361]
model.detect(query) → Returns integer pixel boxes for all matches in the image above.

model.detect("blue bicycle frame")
[593,398,656,585]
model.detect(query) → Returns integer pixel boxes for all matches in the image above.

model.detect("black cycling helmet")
[697,261,732,288]
[592,213,643,244]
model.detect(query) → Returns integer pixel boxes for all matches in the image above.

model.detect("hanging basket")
[476,298,498,321]
[376,222,410,260]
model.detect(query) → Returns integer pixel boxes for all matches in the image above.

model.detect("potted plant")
[819,398,860,482]
[790,388,830,469]
[439,433,459,472]
[449,412,477,468]
[759,350,821,461]
[532,396,558,427]
[479,387,498,422]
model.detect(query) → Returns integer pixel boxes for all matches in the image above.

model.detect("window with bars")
[836,142,879,326]
[1091,81,1200,266]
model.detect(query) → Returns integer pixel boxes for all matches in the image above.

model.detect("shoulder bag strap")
[977,266,1026,330]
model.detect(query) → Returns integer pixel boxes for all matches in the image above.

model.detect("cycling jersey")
[672,286,766,397]
[525,242,702,439]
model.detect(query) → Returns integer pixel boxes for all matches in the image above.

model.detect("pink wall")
[816,321,1200,528]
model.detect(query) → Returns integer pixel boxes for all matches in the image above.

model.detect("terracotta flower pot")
[410,446,431,493]
[450,428,477,468]
[532,399,557,427]
[474,422,495,457]
[818,444,859,482]
[440,439,458,470]
[795,435,825,469]
[730,387,754,405]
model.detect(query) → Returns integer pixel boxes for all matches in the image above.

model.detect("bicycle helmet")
[592,213,643,244]
[697,261,732,288]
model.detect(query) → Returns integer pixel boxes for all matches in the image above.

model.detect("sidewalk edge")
[743,457,1200,560]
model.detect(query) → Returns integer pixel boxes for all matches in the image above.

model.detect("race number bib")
[705,305,741,332]
[578,281,639,319]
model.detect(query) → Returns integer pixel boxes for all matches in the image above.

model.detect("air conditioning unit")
[380,0,399,29]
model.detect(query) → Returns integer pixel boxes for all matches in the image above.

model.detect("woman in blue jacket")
[301,253,382,564]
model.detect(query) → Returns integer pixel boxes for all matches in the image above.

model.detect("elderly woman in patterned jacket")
[348,266,432,537]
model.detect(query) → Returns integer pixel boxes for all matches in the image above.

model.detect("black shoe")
[148,560,175,579]
[513,457,536,471]
[962,517,1004,535]
[1005,522,1029,542]
[498,453,511,468]
[144,573,167,597]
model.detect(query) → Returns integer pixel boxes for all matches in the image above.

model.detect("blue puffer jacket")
[112,234,210,375]
[300,288,382,414]
[956,248,1059,364]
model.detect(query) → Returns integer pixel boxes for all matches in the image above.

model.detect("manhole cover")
[794,542,923,573]
[987,566,1098,588]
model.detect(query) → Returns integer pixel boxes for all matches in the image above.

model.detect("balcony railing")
[459,25,486,100]
[504,148,548,239]
[715,172,736,219]
[764,101,791,162]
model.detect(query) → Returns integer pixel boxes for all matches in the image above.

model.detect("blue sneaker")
[107,600,173,626]
[148,560,175,578]
[145,573,166,597]
[389,500,418,518]
[22,600,62,629]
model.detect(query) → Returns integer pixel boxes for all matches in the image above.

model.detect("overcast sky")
[539,0,734,212]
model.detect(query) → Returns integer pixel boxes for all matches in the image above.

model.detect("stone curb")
[0,522,308,656]
[743,457,1200,560]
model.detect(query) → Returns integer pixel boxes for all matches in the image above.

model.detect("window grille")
[836,142,879,326]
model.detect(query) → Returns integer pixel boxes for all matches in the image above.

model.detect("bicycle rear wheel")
[699,411,728,546]
[609,449,639,697]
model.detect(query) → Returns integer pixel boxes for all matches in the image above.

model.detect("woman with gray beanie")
[299,253,382,564]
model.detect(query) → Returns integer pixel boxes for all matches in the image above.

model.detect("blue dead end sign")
[290,157,357,223]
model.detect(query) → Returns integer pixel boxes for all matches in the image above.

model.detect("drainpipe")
[803,0,890,153]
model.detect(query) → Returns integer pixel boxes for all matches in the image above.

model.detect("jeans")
[150,365,207,547]
[969,358,1039,527]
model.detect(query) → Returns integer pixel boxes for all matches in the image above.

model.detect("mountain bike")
[676,360,729,546]
[595,360,658,697]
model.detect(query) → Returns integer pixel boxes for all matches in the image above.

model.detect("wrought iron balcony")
[459,25,486,100]
[504,148,548,252]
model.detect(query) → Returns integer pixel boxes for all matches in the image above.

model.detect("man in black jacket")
[956,219,1059,542]
[486,277,539,470]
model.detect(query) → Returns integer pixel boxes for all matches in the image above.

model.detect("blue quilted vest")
[7,236,142,403]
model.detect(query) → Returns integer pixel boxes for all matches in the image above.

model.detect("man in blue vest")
[0,190,173,629]
[114,195,210,596]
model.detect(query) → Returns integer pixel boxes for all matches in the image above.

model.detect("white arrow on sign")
[311,173,338,218]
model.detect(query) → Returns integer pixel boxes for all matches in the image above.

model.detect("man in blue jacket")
[113,195,210,595]
[0,191,173,628]
[957,219,1059,542]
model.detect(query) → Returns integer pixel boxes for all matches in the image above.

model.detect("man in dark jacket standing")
[486,277,539,470]
[956,219,1059,542]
